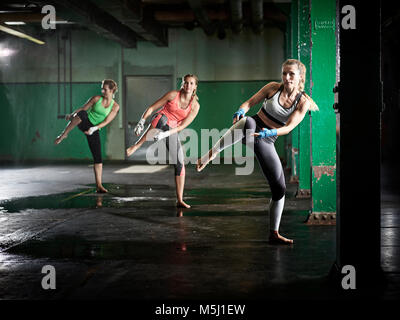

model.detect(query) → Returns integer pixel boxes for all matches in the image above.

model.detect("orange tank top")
[159,91,193,127]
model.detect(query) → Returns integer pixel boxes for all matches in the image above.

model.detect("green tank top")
[87,97,114,126]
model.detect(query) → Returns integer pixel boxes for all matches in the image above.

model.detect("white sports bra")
[261,87,303,125]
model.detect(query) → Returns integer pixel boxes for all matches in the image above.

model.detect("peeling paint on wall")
[313,165,336,182]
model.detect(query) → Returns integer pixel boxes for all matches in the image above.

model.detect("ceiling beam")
[153,6,286,33]
[250,0,263,34]
[230,0,243,34]
[187,0,216,36]
[48,0,138,48]
[0,13,45,23]
[154,9,231,23]
[94,0,168,47]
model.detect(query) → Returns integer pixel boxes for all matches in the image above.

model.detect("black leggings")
[154,114,185,176]
[77,110,102,164]
[243,115,286,201]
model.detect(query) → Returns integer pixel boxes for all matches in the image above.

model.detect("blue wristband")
[257,128,277,138]
[233,108,246,120]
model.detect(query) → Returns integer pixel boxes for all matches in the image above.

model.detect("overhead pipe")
[230,0,243,34]
[103,0,168,47]
[250,0,263,34]
[154,10,229,23]
[48,0,138,48]
[187,0,216,36]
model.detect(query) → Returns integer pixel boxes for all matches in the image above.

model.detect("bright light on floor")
[4,22,26,25]
[114,165,168,174]
[113,196,169,202]
[50,20,74,24]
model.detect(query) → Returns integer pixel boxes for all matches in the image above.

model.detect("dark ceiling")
[0,0,290,48]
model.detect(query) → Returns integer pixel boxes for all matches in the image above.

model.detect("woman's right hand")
[134,118,145,136]
[232,108,245,124]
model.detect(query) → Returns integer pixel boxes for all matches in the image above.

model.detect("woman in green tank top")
[54,79,120,193]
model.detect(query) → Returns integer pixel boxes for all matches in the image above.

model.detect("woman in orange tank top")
[126,74,200,208]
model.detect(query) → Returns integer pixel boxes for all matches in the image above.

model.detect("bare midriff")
[256,109,283,129]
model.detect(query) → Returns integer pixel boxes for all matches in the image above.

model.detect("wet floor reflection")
[177,207,183,217]
[96,195,103,208]
[0,183,273,214]
[0,184,173,213]
[5,234,302,273]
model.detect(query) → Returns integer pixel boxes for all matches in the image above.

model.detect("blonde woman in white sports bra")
[197,59,319,245]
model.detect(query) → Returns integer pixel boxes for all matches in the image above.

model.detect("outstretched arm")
[254,98,310,138]
[84,102,120,135]
[233,82,280,123]
[142,91,177,121]
[134,91,177,136]
[66,96,100,120]
[276,99,310,136]
[153,101,200,141]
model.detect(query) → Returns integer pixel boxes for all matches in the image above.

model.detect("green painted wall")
[281,8,292,167]
[0,83,106,161]
[310,0,336,213]
[0,27,285,162]
[285,0,336,211]
[284,7,293,171]
[290,0,300,181]
[0,1,336,214]
[298,0,312,193]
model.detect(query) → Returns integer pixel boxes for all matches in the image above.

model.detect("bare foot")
[96,185,108,193]
[269,231,294,245]
[196,149,217,172]
[54,134,67,145]
[126,146,137,157]
[177,200,191,208]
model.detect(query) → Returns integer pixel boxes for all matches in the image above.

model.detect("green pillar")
[289,0,300,183]
[282,10,292,168]
[309,0,336,222]
[285,3,294,174]
[297,0,311,198]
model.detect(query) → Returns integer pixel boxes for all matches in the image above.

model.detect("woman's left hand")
[154,130,171,141]
[252,128,277,138]
[85,126,99,135]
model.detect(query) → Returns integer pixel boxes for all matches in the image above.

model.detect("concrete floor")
[0,161,398,306]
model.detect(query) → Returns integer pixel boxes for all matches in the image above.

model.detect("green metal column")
[285,8,293,173]
[282,10,292,167]
[297,0,311,198]
[289,0,300,183]
[308,0,336,223]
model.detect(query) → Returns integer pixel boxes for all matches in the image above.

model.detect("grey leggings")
[214,115,286,201]
[154,114,185,176]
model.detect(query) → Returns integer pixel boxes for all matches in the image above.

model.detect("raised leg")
[196,148,218,172]
[126,126,155,157]
[55,114,82,145]
[196,117,247,172]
